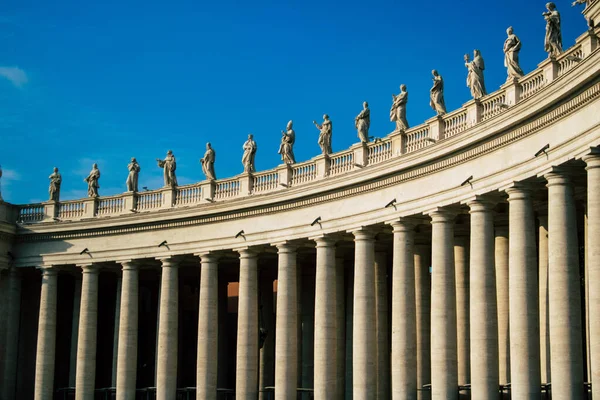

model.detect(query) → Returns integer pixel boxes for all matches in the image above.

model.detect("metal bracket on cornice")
[385,198,397,210]
[158,240,170,250]
[235,230,246,240]
[310,216,322,227]
[535,143,550,158]
[79,248,92,258]
[461,175,474,188]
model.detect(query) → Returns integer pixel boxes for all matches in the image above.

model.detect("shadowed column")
[545,170,584,399]
[375,249,390,400]
[494,223,510,386]
[1,268,22,400]
[538,213,551,385]
[414,243,431,400]
[75,264,100,400]
[453,231,470,393]
[335,256,346,400]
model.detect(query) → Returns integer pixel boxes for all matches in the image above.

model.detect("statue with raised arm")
[355,102,370,143]
[126,157,140,192]
[314,114,332,155]
[84,163,100,197]
[430,70,446,116]
[278,120,296,165]
[390,84,409,132]
[504,27,524,80]
[465,50,487,100]
[543,2,563,57]
[156,150,178,187]
[200,143,216,180]
[242,134,257,173]
[48,167,62,201]
[572,0,594,28]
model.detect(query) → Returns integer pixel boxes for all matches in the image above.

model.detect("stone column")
[116,261,139,400]
[467,199,499,400]
[196,253,219,400]
[69,275,82,387]
[429,209,458,400]
[352,228,376,399]
[2,268,22,400]
[414,243,431,400]
[300,265,315,390]
[538,214,551,384]
[259,269,275,400]
[34,267,58,400]
[494,224,510,385]
[390,219,417,399]
[453,231,470,390]
[274,243,298,400]
[75,264,100,400]
[335,256,346,400]
[345,265,354,399]
[313,236,338,398]
[112,272,122,387]
[156,258,180,400]
[375,250,390,399]
[236,248,259,400]
[545,171,584,399]
[584,152,600,399]
[506,186,541,399]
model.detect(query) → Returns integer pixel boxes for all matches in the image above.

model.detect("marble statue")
[48,167,62,202]
[314,114,333,155]
[200,143,216,180]
[355,102,370,143]
[504,27,525,80]
[572,0,594,28]
[544,2,563,57]
[430,70,446,116]
[278,120,296,165]
[390,85,409,132]
[156,150,178,187]
[242,134,257,173]
[465,50,487,100]
[84,163,100,197]
[126,158,140,192]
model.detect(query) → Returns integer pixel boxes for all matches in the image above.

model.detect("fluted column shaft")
[453,233,470,390]
[375,250,390,400]
[352,228,376,399]
[196,254,219,400]
[429,210,458,400]
[69,276,82,387]
[75,264,100,400]
[468,200,499,399]
[34,267,59,400]
[156,258,180,400]
[538,215,551,384]
[2,268,22,400]
[112,273,122,387]
[414,244,431,400]
[546,171,584,399]
[236,249,259,400]
[335,256,346,400]
[584,153,600,399]
[116,262,139,400]
[494,225,510,385]
[314,236,338,399]
[390,220,417,400]
[274,244,298,400]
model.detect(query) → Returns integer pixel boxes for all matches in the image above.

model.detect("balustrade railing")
[214,178,240,199]
[405,124,431,153]
[481,92,508,121]
[137,191,163,211]
[330,151,354,176]
[253,170,279,193]
[58,200,86,219]
[292,162,317,185]
[558,44,584,77]
[18,204,45,222]
[97,196,125,216]
[520,70,546,100]
[443,109,468,138]
[367,139,393,164]
[175,184,202,206]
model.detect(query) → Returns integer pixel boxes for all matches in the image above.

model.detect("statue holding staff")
[126,158,140,192]
[543,2,563,57]
[504,27,524,80]
[313,114,332,155]
[48,167,62,201]
[430,70,446,116]
[156,150,178,187]
[84,163,100,197]
[242,134,257,173]
[278,120,296,165]
[355,102,370,143]
[200,143,216,180]
[390,84,409,132]
[465,50,487,100]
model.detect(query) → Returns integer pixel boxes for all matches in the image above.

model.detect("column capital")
[583,148,600,169]
[156,257,180,268]
[539,167,576,187]
[312,235,337,247]
[119,260,140,271]
[427,207,458,224]
[504,183,534,201]
[235,247,259,259]
[273,241,298,253]
[39,265,59,276]
[78,264,100,274]
[196,252,220,263]
[351,227,376,241]
[466,197,496,213]
[387,217,419,232]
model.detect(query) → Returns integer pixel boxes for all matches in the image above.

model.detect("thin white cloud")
[0,66,28,88]
[1,168,21,181]
[0,168,20,202]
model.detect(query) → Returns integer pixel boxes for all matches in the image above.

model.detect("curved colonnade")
[2,8,600,400]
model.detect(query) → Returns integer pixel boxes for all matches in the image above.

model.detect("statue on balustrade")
[465,50,487,100]
[504,27,525,80]
[543,2,563,57]
[429,70,446,116]
[48,167,62,202]
[355,101,370,143]
[390,84,409,132]
[242,134,257,173]
[278,120,296,165]
[126,157,140,192]
[572,0,594,28]
[314,114,333,155]
[200,143,216,180]
[156,150,178,188]
[84,163,100,197]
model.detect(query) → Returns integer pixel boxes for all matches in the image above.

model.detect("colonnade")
[1,153,600,400]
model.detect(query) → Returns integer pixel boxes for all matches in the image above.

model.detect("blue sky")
[0,0,589,204]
